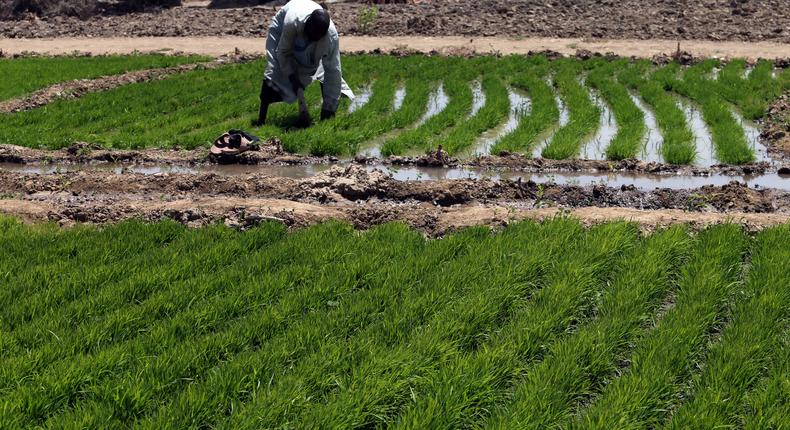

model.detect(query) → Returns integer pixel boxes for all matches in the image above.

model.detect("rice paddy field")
[2,54,789,165]
[0,216,788,428]
[2,47,790,429]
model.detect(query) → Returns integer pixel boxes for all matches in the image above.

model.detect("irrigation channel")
[3,162,789,191]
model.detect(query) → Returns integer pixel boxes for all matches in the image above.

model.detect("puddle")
[629,93,663,163]
[733,109,772,163]
[393,86,406,111]
[416,84,449,126]
[473,88,531,156]
[532,80,570,158]
[678,99,716,166]
[581,90,617,160]
[348,85,372,113]
[4,162,787,190]
[470,81,486,117]
[743,67,753,79]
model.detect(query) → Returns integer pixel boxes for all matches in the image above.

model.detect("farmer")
[256,0,354,127]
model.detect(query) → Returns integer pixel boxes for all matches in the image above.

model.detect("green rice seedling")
[362,222,640,430]
[437,75,510,155]
[664,224,790,429]
[586,60,647,160]
[0,54,208,101]
[0,222,368,425]
[619,61,696,165]
[29,223,453,428]
[542,59,601,159]
[740,339,790,430]
[484,225,690,429]
[123,224,494,429]
[490,62,557,154]
[716,59,780,120]
[659,60,755,164]
[0,222,291,397]
[380,57,475,156]
[222,218,592,429]
[571,224,748,429]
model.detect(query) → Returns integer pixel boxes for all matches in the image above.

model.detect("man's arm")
[320,37,343,117]
[275,12,298,82]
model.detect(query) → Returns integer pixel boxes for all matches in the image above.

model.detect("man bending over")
[256,0,354,127]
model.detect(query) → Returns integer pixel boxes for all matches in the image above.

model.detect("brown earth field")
[2,0,790,43]
[1,164,789,235]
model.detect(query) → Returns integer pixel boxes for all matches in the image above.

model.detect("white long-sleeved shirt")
[264,0,354,112]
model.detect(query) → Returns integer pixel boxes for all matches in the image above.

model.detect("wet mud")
[0,164,788,235]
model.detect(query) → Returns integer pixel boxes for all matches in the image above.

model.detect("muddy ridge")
[1,143,783,177]
[2,0,790,44]
[1,164,788,235]
[0,52,260,113]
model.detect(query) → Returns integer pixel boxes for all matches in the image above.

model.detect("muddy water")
[416,84,449,126]
[4,162,787,190]
[678,100,717,166]
[630,93,663,163]
[393,86,406,111]
[473,88,531,156]
[581,91,617,160]
[731,108,773,163]
[348,85,372,113]
[470,81,485,117]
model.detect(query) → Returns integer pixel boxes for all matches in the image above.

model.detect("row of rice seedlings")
[36,223,476,428]
[740,337,790,429]
[0,60,264,149]
[0,220,185,321]
[386,222,640,429]
[0,222,377,425]
[127,223,509,429]
[619,62,696,164]
[659,60,755,164]
[223,218,589,429]
[380,59,474,156]
[0,54,208,101]
[437,75,510,155]
[571,224,748,428]
[717,59,781,120]
[542,59,601,159]
[0,222,297,395]
[484,226,691,428]
[278,55,427,155]
[664,224,790,429]
[490,63,556,154]
[586,60,646,160]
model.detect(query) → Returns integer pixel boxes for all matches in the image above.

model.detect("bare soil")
[2,0,790,44]
[0,164,787,235]
[762,93,790,161]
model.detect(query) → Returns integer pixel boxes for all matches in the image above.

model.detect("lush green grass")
[0,54,208,101]
[0,55,784,164]
[2,217,790,428]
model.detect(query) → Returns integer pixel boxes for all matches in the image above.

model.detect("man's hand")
[320,109,336,120]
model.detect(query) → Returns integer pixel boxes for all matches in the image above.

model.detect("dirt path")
[3,36,790,60]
